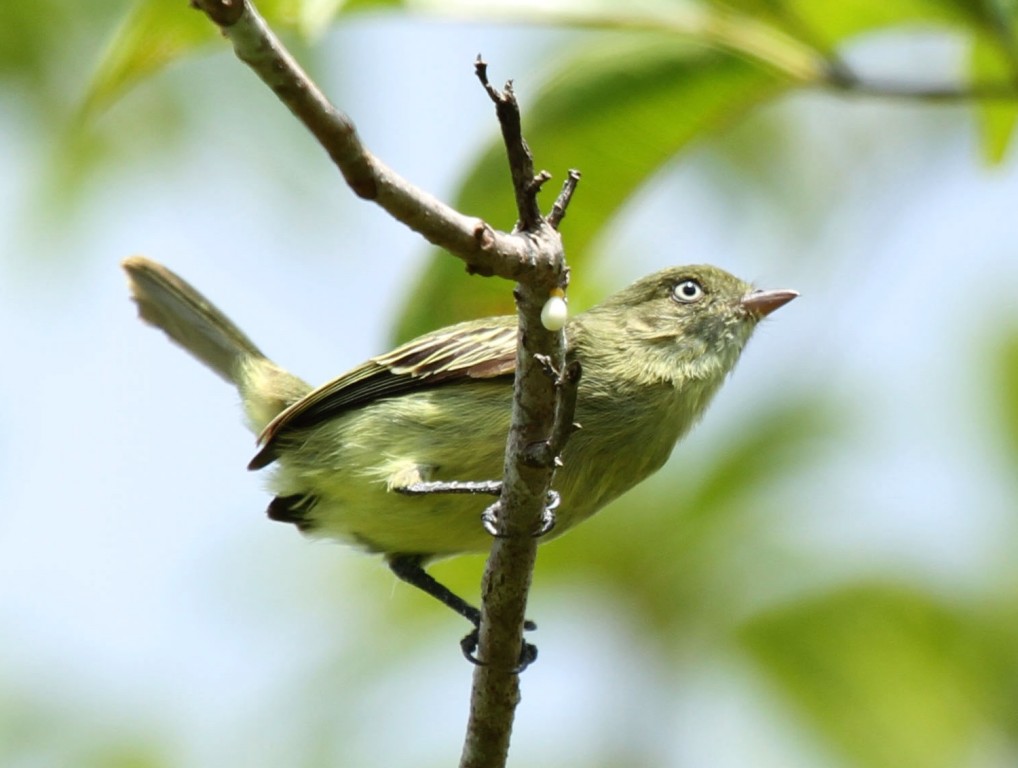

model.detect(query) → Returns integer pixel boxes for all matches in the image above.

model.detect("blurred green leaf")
[706,0,848,65]
[86,0,1011,119]
[740,583,1012,768]
[84,745,168,768]
[84,0,216,118]
[393,36,789,340]
[971,33,1018,163]
[84,0,406,114]
[784,0,982,40]
[0,685,169,768]
[994,327,1018,458]
[0,0,131,119]
[0,0,67,82]
[297,0,406,38]
[961,0,1018,41]
[710,0,988,80]
[27,83,193,235]
[536,392,839,640]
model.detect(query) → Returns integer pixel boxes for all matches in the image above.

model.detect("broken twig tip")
[547,171,582,230]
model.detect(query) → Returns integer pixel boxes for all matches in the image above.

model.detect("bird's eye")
[671,279,704,303]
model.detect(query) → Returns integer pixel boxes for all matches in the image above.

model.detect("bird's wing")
[249,320,517,469]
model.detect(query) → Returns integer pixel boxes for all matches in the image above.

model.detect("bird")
[123,256,796,663]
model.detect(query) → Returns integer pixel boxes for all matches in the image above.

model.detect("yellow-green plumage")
[123,258,795,569]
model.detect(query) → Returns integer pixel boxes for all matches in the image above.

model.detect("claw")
[481,500,502,537]
[481,490,559,538]
[536,490,559,537]
[516,641,538,672]
[460,628,538,673]
[460,628,481,664]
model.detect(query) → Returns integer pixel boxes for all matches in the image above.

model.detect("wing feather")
[248,319,517,469]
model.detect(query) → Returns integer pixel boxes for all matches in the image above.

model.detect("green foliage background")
[5,0,1018,766]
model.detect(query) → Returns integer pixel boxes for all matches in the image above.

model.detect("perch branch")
[191,0,547,281]
[190,4,583,768]
[458,64,579,768]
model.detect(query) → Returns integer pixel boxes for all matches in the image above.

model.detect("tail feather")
[122,256,311,432]
[123,256,265,383]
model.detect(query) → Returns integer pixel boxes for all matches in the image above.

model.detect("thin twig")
[549,360,582,459]
[523,356,581,469]
[475,55,546,232]
[454,2,1018,105]
[548,170,581,230]
[823,76,1018,102]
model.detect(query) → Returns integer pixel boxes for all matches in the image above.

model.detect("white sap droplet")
[541,295,568,331]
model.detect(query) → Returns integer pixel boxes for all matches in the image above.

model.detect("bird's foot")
[481,490,559,538]
[460,620,539,674]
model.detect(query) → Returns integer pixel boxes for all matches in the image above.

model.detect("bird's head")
[582,264,798,383]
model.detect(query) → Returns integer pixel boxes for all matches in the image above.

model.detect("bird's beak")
[741,288,799,318]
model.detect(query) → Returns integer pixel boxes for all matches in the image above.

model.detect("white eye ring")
[672,279,704,303]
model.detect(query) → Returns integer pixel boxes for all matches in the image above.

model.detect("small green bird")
[123,257,796,658]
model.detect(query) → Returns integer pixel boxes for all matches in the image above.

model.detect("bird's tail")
[122,256,311,433]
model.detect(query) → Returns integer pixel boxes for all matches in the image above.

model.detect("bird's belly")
[303,485,503,554]
[266,384,517,555]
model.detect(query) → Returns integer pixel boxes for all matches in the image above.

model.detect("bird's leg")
[396,480,559,538]
[386,553,537,671]
[391,470,555,670]
[396,479,502,496]
[387,553,482,627]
